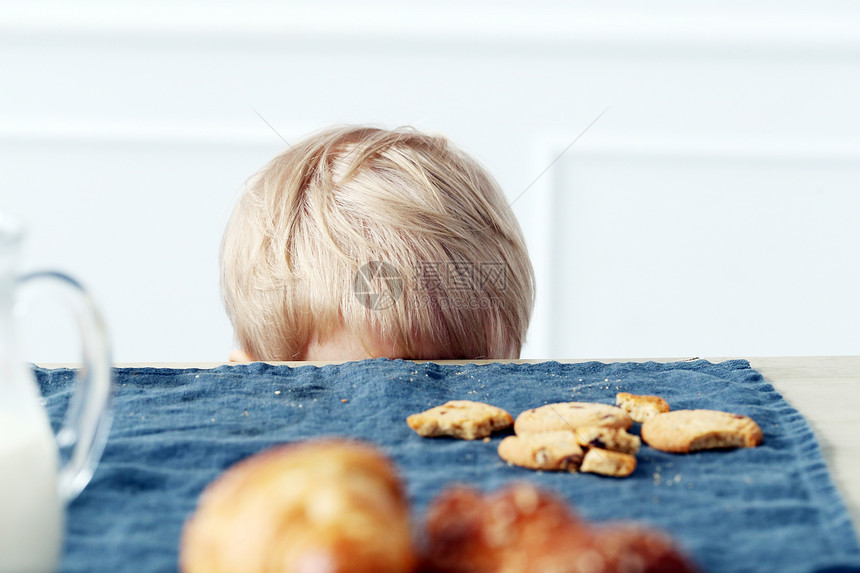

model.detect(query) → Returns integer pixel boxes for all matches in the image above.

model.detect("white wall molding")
[0,118,298,147]
[519,138,559,359]
[3,3,860,56]
[540,131,860,357]
[544,134,860,164]
[4,2,859,360]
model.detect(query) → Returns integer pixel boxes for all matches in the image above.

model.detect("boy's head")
[221,125,534,361]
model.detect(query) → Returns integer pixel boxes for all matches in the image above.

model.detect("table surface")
[42,355,860,538]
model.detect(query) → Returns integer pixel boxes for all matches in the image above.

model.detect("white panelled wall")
[1,1,859,361]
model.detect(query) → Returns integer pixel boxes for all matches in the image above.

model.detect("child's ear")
[228,349,254,363]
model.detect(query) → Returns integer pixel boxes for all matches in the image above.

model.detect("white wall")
[1,1,859,361]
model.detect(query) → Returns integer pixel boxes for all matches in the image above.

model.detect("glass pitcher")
[0,214,113,573]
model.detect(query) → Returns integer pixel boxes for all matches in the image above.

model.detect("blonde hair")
[220,125,534,360]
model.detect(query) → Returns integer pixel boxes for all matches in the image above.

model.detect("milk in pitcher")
[0,411,63,573]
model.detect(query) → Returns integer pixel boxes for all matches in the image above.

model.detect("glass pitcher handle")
[16,271,114,502]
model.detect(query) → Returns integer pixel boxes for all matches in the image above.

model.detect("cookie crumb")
[616,392,670,423]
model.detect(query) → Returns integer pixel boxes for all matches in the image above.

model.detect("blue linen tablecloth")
[36,359,860,573]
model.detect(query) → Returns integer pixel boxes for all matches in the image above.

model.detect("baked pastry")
[579,447,637,477]
[590,525,701,573]
[514,402,632,434]
[420,483,591,573]
[573,425,641,455]
[641,409,763,454]
[180,439,415,573]
[407,400,513,440]
[616,392,670,422]
[420,482,699,573]
[497,431,584,471]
